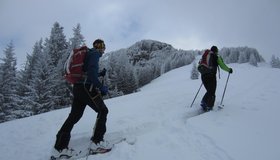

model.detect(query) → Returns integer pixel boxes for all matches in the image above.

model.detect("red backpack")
[64,46,88,84]
[197,49,214,74]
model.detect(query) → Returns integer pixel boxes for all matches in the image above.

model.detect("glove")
[99,68,107,77]
[229,68,233,74]
[99,86,108,96]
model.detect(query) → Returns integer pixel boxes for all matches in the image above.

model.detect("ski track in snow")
[65,121,158,160]
[186,128,235,160]
[182,105,234,160]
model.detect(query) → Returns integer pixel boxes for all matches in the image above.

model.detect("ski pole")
[189,83,203,108]
[219,73,230,108]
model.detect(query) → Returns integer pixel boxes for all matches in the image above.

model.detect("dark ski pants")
[54,84,108,151]
[201,73,217,109]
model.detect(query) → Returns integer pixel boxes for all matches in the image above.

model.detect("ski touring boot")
[89,140,113,155]
[50,147,79,160]
[201,101,212,112]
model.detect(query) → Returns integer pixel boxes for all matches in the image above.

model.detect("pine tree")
[135,65,155,87]
[45,22,69,108]
[69,23,86,49]
[190,62,199,80]
[17,39,44,116]
[219,46,264,65]
[47,22,68,66]
[238,50,248,63]
[52,59,71,107]
[0,41,20,122]
[0,61,4,122]
[249,53,258,66]
[107,51,138,94]
[270,55,280,68]
[29,41,57,114]
[228,48,239,63]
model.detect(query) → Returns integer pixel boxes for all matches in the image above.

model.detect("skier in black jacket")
[200,46,233,111]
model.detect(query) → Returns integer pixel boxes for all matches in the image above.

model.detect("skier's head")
[93,39,106,53]
[211,46,218,54]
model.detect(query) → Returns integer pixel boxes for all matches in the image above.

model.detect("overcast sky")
[1,0,280,68]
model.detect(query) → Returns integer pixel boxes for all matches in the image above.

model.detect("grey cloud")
[0,0,280,67]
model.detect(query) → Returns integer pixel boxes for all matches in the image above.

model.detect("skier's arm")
[217,56,231,72]
[87,52,102,88]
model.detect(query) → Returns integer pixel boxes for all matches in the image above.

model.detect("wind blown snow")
[0,63,279,160]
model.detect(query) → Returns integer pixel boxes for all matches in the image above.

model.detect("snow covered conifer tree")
[0,59,4,122]
[45,22,69,108]
[0,41,20,122]
[249,53,258,66]
[238,50,248,63]
[69,23,86,49]
[190,62,199,80]
[17,39,44,116]
[270,55,280,68]
[47,22,68,67]
[220,47,264,65]
[108,51,138,94]
[29,40,57,113]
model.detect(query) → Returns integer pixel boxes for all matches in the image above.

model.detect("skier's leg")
[83,86,108,144]
[206,75,217,109]
[54,132,71,151]
[201,75,211,110]
[54,85,87,151]
[90,99,108,144]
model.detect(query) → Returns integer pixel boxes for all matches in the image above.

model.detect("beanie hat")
[210,46,218,53]
[93,39,106,50]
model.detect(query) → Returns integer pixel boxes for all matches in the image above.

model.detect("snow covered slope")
[0,63,279,160]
